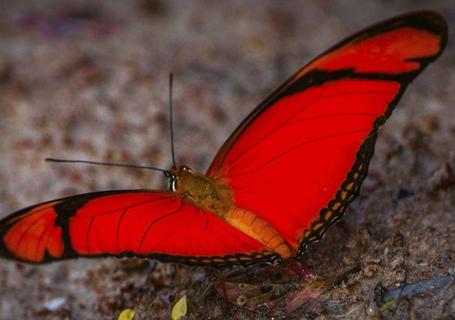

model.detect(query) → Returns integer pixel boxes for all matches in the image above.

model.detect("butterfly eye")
[167,175,178,192]
[181,166,192,172]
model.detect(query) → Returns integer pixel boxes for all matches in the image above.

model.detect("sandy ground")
[0,1,454,319]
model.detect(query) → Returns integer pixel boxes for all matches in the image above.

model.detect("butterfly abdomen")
[223,208,293,258]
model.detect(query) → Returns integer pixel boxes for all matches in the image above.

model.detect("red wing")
[207,12,447,253]
[0,190,277,265]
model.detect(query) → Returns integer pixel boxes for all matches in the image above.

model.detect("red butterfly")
[0,11,447,266]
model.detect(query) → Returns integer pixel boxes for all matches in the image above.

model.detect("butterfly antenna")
[169,73,177,168]
[45,158,170,175]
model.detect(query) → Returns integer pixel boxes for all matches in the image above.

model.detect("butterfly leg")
[285,258,317,281]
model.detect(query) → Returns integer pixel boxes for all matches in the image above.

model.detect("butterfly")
[0,11,447,267]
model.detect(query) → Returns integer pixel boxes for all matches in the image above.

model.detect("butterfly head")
[167,165,193,192]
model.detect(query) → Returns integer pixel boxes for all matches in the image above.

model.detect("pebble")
[390,256,404,270]
[44,297,66,311]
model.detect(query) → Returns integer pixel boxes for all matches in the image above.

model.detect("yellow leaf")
[118,308,136,320]
[171,295,187,320]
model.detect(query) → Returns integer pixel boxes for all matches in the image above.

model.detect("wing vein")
[36,222,55,260]
[13,213,48,253]
[85,217,95,253]
[137,199,184,253]
[116,209,128,252]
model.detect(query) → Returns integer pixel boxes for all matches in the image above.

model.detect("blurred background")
[0,1,454,319]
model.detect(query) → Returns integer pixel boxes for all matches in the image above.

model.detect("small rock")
[363,265,379,278]
[397,188,415,199]
[393,269,406,283]
[44,297,66,311]
[390,256,404,270]
[342,256,355,266]
[361,257,382,278]
[345,239,357,249]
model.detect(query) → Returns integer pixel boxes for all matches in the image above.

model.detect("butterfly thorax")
[171,166,234,216]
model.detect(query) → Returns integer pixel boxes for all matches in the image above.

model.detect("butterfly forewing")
[0,191,277,265]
